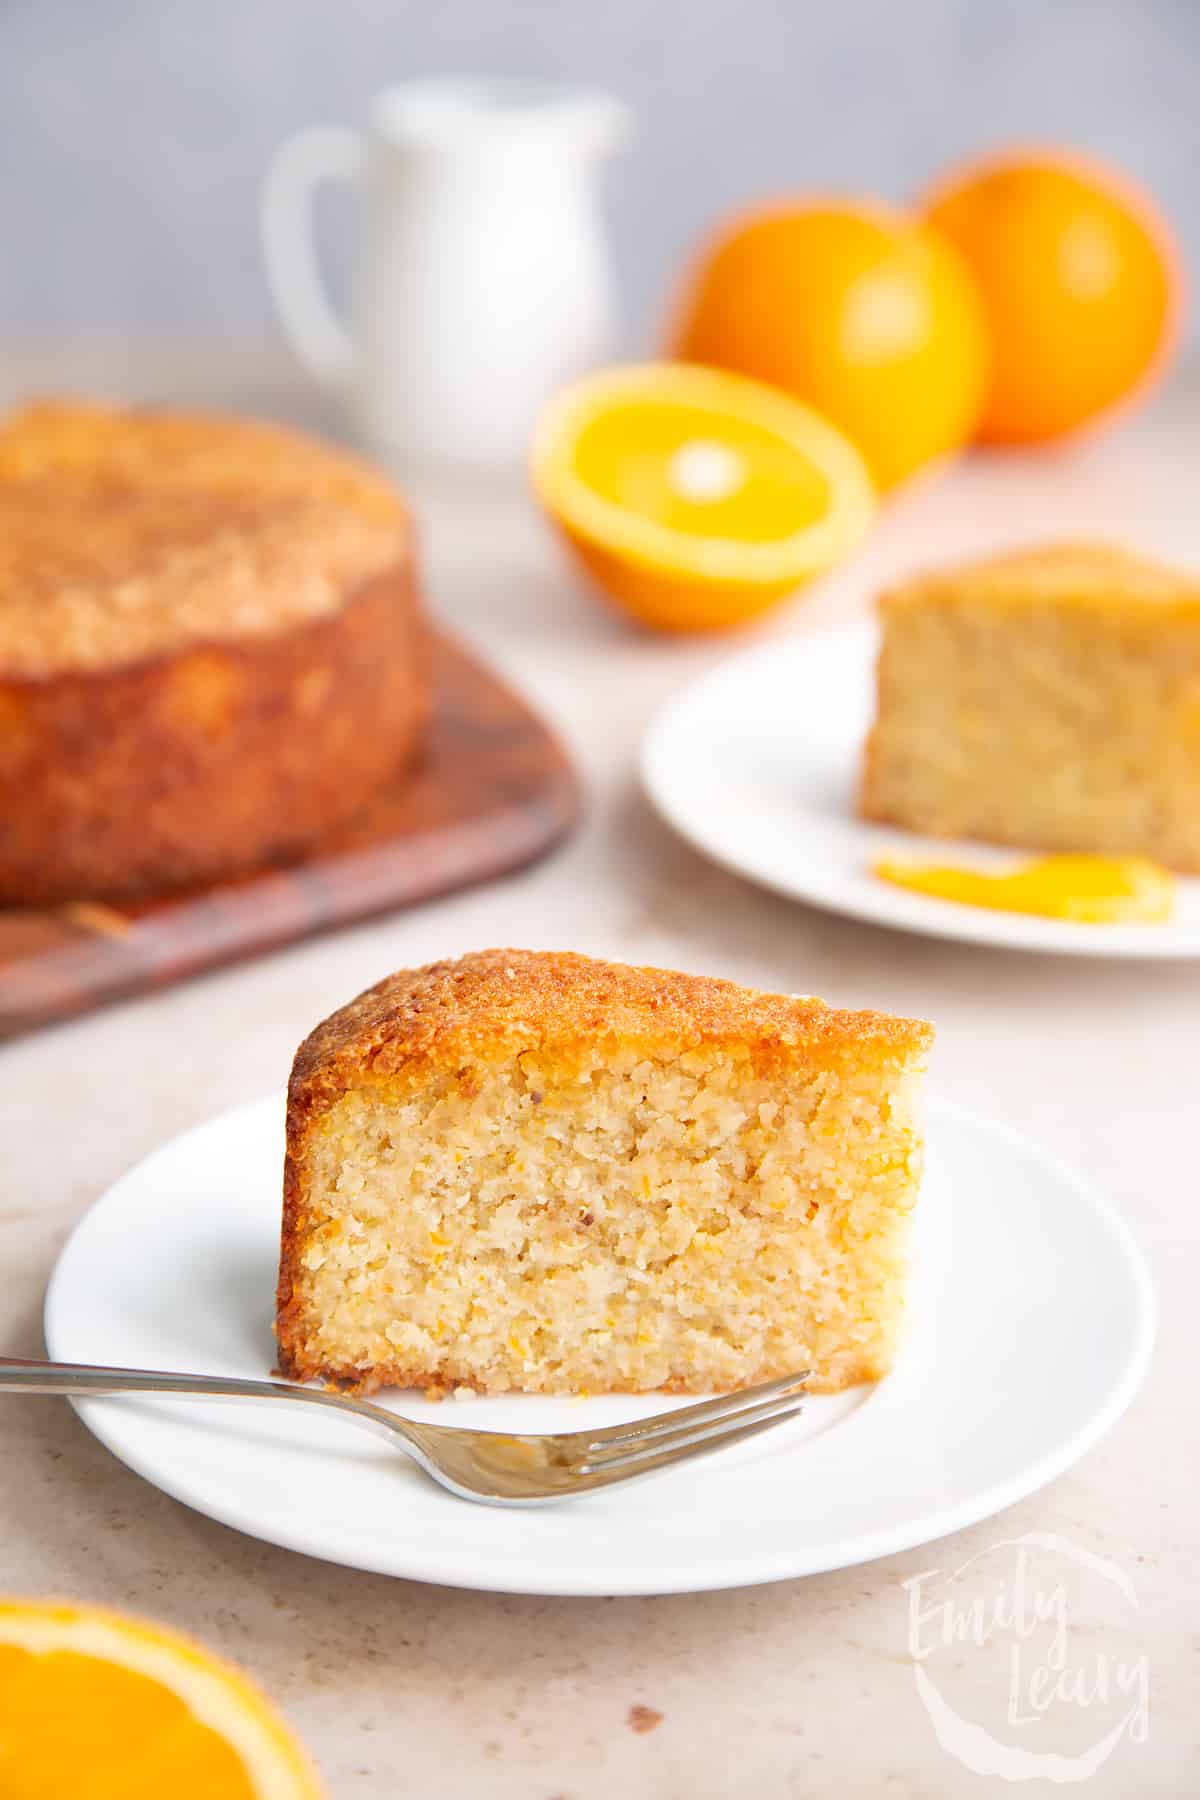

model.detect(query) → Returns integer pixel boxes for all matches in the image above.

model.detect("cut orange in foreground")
[531,363,874,632]
[0,1598,322,1800]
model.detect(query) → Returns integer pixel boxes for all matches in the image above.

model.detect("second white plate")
[642,618,1200,957]
[44,1093,1152,1595]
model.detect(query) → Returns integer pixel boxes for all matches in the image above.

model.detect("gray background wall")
[2,0,1197,345]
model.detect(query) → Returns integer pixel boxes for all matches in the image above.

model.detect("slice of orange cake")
[276,950,932,1397]
[860,541,1200,870]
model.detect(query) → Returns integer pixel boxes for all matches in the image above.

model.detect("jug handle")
[261,126,364,388]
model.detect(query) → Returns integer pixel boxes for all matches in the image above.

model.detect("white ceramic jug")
[262,79,630,472]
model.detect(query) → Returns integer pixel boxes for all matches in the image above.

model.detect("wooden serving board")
[0,631,579,1042]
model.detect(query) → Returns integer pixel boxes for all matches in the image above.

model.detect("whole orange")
[924,149,1184,443]
[667,200,990,490]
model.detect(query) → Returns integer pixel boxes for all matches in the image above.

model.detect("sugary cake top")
[0,400,409,677]
[289,948,934,1114]
[882,541,1200,615]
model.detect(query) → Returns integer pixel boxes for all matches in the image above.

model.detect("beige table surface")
[1,342,1197,1798]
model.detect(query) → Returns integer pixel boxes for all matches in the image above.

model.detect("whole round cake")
[0,400,428,903]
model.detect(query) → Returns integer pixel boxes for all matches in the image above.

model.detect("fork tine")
[571,1369,810,1452]
[572,1389,808,1473]
[565,1401,806,1494]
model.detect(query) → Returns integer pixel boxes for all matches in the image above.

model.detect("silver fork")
[0,1355,808,1505]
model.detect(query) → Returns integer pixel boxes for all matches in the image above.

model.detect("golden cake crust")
[0,400,429,901]
[877,539,1200,619]
[287,946,934,1106]
[0,400,409,676]
[278,949,934,1391]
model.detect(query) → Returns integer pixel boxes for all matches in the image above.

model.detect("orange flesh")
[0,1645,258,1800]
[872,853,1175,923]
[573,401,832,542]
[532,363,874,633]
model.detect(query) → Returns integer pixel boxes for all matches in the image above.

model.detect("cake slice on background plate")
[860,541,1200,870]
[277,949,933,1397]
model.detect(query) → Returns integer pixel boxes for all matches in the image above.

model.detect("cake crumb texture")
[278,950,933,1397]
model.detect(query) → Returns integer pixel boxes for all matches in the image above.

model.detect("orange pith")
[532,363,874,632]
[666,199,990,490]
[0,1599,322,1800]
[923,148,1184,444]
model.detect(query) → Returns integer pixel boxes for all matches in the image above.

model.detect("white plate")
[44,1094,1152,1595]
[642,618,1200,957]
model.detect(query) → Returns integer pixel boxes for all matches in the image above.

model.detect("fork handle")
[0,1354,389,1429]
[0,1353,322,1401]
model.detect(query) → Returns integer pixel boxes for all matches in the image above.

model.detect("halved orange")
[531,362,874,632]
[0,1598,322,1799]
